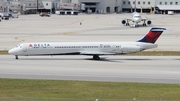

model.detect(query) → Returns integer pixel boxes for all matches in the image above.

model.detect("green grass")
[0,50,8,55]
[129,51,180,56]
[0,78,180,101]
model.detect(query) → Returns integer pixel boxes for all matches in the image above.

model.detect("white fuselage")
[132,12,142,23]
[8,42,157,56]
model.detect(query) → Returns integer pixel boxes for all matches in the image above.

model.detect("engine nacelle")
[122,20,126,24]
[147,20,151,25]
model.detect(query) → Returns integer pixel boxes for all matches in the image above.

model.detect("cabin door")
[23,44,27,52]
[112,45,121,53]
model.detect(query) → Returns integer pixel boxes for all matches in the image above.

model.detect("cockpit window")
[16,44,20,47]
[16,44,22,48]
[134,16,141,18]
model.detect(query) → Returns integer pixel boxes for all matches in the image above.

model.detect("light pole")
[37,0,38,14]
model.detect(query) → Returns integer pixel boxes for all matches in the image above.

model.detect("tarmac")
[0,13,180,83]
[0,13,180,51]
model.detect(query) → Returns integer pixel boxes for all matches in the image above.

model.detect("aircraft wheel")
[135,24,139,27]
[93,55,100,60]
[15,55,18,59]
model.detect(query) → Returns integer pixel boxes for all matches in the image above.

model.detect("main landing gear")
[143,20,147,26]
[122,19,130,26]
[125,23,130,26]
[15,55,19,59]
[130,23,139,28]
[93,55,100,60]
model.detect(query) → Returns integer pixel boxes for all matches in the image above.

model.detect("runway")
[0,55,180,84]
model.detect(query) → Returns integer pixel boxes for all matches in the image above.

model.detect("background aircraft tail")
[134,0,136,12]
[138,28,166,43]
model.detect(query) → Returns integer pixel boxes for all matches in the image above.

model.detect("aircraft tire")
[126,23,129,26]
[135,25,139,27]
[93,55,100,60]
[15,55,19,59]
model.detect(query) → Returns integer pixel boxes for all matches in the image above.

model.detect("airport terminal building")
[1,0,180,14]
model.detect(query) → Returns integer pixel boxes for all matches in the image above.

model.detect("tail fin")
[134,0,136,12]
[138,28,166,43]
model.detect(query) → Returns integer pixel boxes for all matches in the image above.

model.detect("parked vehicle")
[10,13,19,18]
[168,11,174,15]
[154,10,161,14]
[2,13,10,20]
[40,12,51,17]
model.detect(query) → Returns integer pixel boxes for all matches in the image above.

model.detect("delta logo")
[29,44,33,47]
[29,44,50,47]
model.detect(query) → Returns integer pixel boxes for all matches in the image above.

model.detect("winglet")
[137,27,166,43]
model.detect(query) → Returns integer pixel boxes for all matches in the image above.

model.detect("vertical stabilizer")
[134,0,136,12]
[138,28,166,43]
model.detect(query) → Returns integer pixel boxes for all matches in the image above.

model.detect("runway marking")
[69,20,80,25]
[15,36,31,42]
[15,37,18,39]
[52,32,75,34]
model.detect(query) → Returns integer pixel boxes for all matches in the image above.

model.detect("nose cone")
[8,48,16,55]
[134,18,141,22]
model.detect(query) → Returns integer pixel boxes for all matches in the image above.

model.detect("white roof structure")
[156,5,180,10]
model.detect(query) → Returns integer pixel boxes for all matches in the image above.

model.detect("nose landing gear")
[15,55,18,59]
[130,23,139,28]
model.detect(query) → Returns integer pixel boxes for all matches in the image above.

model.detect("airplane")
[121,0,152,28]
[8,27,166,60]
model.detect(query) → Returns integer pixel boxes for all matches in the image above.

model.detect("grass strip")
[128,51,180,56]
[0,78,180,101]
[0,50,8,55]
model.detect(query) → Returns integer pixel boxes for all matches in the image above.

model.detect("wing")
[141,18,152,25]
[123,18,133,22]
[80,51,116,55]
[141,18,149,21]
